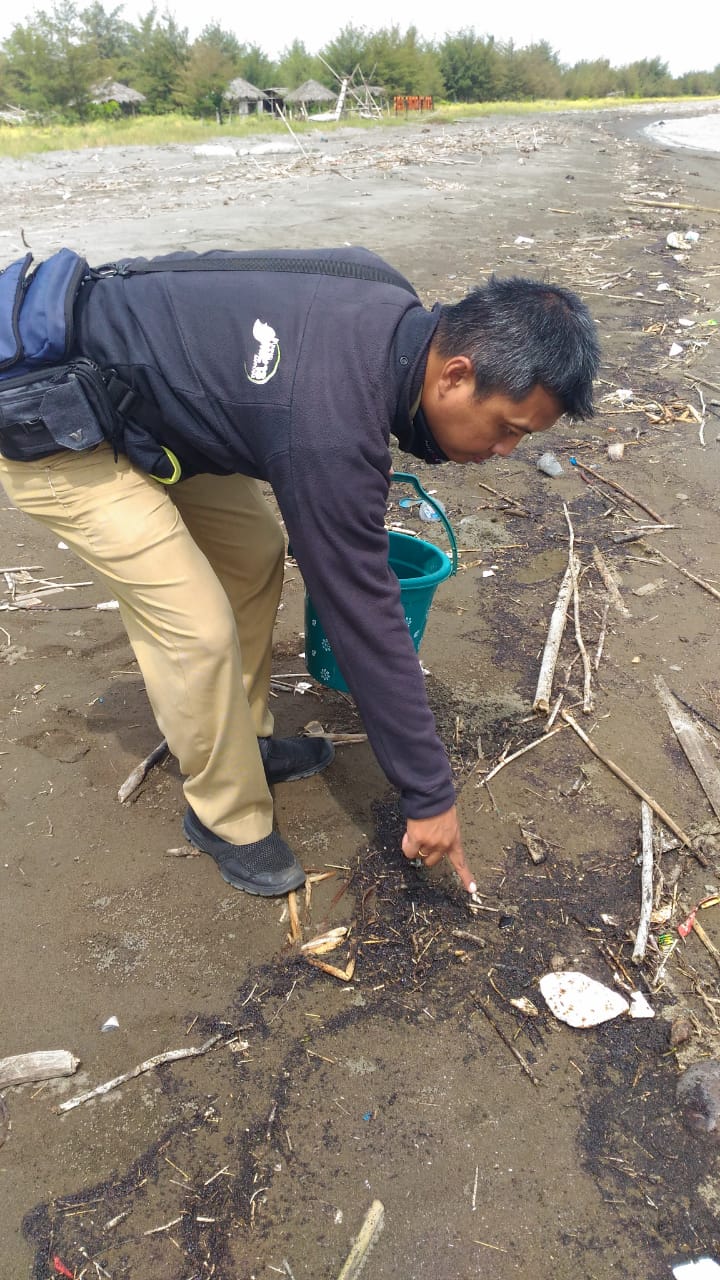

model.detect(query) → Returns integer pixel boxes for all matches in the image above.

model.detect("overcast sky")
[1,0,718,76]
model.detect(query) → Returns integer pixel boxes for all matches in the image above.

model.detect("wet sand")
[1,103,720,1278]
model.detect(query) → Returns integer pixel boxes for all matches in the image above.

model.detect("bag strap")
[94,253,418,297]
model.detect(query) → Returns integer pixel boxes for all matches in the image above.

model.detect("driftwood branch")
[533,562,575,713]
[474,999,540,1086]
[655,677,720,822]
[624,197,720,214]
[591,546,631,618]
[632,802,655,963]
[560,711,692,848]
[118,740,169,803]
[563,505,593,712]
[0,1050,79,1088]
[594,599,610,672]
[571,460,664,524]
[642,544,720,604]
[479,726,563,786]
[336,1200,386,1280]
[58,1034,224,1112]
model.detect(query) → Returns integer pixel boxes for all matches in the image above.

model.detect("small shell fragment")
[300,926,349,955]
[101,1016,120,1032]
[628,990,655,1019]
[539,971,629,1027]
[510,996,539,1017]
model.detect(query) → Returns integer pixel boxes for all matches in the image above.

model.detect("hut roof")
[224,77,267,102]
[90,79,145,105]
[284,79,336,104]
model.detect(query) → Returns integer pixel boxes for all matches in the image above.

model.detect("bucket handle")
[391,471,458,575]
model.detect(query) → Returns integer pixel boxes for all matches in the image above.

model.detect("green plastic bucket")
[304,473,457,693]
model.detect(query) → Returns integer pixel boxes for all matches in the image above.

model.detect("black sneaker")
[258,734,335,784]
[183,808,305,896]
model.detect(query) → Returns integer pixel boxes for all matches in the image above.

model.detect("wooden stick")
[642,544,720,604]
[336,1200,385,1280]
[287,891,302,944]
[591,546,631,617]
[0,1050,79,1089]
[683,372,720,396]
[692,920,720,974]
[570,460,665,524]
[479,726,563,786]
[117,739,169,802]
[532,562,575,713]
[474,1000,539,1086]
[451,928,487,949]
[624,197,720,215]
[560,711,692,847]
[475,479,529,514]
[594,598,610,672]
[583,291,665,307]
[632,803,655,963]
[655,677,720,822]
[563,506,593,712]
[58,1034,223,1112]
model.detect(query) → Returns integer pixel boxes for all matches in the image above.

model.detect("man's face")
[421,353,562,464]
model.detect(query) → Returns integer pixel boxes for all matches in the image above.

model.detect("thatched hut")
[284,79,336,118]
[223,77,267,116]
[90,80,146,114]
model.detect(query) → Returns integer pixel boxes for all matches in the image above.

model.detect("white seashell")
[669,343,684,357]
[672,1260,720,1278]
[101,1016,120,1031]
[539,971,629,1027]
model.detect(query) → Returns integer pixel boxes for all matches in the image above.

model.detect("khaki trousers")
[0,443,286,843]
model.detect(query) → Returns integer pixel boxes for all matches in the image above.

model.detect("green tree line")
[1,4,718,121]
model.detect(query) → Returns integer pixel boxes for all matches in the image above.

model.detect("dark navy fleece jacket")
[75,247,456,819]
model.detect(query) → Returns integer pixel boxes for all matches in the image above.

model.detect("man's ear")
[437,355,475,397]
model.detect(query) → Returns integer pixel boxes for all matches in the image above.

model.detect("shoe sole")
[183,819,305,897]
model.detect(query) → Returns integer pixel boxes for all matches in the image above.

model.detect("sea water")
[644,114,720,153]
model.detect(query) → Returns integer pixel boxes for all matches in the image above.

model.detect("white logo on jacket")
[245,318,280,385]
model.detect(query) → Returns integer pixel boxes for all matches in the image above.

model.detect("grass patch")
[0,95,715,157]
[0,109,380,157]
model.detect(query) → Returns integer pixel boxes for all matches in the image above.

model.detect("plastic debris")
[656,282,671,292]
[676,1061,720,1139]
[539,971,629,1027]
[419,499,445,522]
[536,451,564,477]
[669,343,684,358]
[514,235,534,245]
[673,1263,720,1279]
[101,1016,120,1032]
[685,230,700,243]
[57,541,69,550]
[678,317,695,328]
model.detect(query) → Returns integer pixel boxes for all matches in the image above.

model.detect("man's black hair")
[434,275,600,419]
